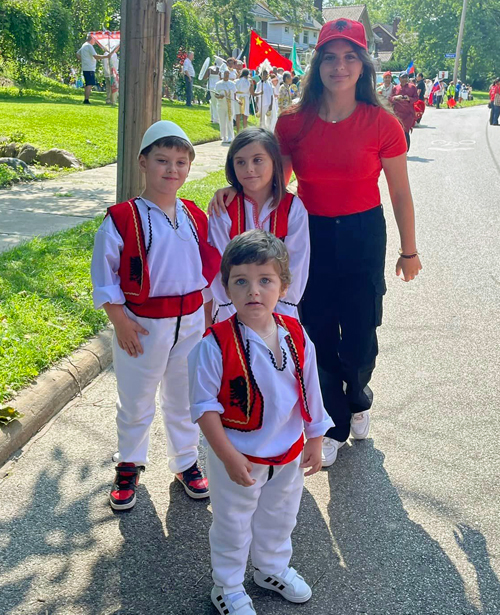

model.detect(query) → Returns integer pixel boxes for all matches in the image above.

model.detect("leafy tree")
[165,1,214,72]
[363,0,500,86]
[197,0,316,56]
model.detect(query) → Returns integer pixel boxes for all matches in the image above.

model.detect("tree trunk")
[117,0,166,202]
[232,14,242,50]
[460,44,469,82]
[222,18,232,55]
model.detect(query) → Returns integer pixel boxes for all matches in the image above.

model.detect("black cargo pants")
[301,205,387,443]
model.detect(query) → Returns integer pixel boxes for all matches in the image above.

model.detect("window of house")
[285,27,289,33]
[260,21,268,38]
[303,31,309,44]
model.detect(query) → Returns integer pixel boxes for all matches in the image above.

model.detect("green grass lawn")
[0,91,221,170]
[0,168,226,404]
[461,90,489,107]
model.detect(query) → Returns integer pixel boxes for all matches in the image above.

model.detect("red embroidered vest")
[204,313,312,438]
[107,198,221,306]
[226,192,295,240]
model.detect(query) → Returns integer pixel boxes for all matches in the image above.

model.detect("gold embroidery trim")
[224,318,252,425]
[182,204,199,232]
[123,200,143,297]
[237,194,243,235]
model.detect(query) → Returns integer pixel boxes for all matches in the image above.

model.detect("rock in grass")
[0,157,36,177]
[18,143,38,165]
[0,142,20,157]
[38,148,82,169]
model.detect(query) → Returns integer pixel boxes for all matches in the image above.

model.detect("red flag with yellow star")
[248,30,292,71]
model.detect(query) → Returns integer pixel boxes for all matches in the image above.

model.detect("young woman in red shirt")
[210,18,422,468]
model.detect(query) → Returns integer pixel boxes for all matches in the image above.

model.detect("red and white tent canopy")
[89,31,120,53]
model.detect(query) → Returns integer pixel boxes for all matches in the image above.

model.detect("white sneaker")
[350,411,370,440]
[321,437,345,467]
[211,586,256,614]
[254,567,312,603]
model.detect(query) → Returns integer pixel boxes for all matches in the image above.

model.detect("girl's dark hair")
[240,68,250,78]
[225,127,286,208]
[291,40,387,116]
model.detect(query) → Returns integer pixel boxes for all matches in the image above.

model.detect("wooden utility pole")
[116,0,168,202]
[453,0,468,84]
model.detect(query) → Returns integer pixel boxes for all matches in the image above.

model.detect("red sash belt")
[126,289,203,319]
[245,434,304,466]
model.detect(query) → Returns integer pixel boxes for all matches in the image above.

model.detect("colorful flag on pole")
[406,60,415,75]
[248,30,292,71]
[291,42,304,76]
[428,75,440,105]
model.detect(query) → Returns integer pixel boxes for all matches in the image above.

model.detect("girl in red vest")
[91,121,220,510]
[189,231,333,615]
[208,127,309,323]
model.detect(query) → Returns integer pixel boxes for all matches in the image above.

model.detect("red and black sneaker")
[175,462,210,499]
[109,463,145,511]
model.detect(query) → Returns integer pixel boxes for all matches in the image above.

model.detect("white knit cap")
[138,120,194,159]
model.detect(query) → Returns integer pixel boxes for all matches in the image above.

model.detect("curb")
[0,327,113,466]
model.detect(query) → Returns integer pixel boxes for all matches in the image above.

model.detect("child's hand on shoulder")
[114,313,149,358]
[300,436,323,477]
[223,449,256,487]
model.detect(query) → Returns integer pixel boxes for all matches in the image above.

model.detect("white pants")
[259,108,273,130]
[113,306,204,472]
[207,446,304,594]
[210,94,219,123]
[217,102,234,143]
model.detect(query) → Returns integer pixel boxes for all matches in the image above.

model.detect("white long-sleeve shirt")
[255,80,274,111]
[188,321,333,459]
[208,194,310,321]
[91,197,209,309]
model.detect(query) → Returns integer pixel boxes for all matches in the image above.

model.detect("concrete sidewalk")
[0,139,227,253]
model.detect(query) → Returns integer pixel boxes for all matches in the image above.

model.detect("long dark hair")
[292,41,388,116]
[225,127,286,208]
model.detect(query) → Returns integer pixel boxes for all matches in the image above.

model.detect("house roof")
[250,3,276,20]
[322,4,374,42]
[253,2,321,30]
[373,23,397,40]
[322,5,366,23]
[376,50,394,63]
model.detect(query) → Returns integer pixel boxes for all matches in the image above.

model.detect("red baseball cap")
[383,71,392,77]
[316,19,368,51]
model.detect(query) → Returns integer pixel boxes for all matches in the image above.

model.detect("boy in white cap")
[91,120,221,510]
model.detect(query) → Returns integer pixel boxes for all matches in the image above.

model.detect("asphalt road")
[1,105,499,615]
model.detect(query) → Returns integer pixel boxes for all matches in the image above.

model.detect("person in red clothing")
[489,78,500,126]
[209,18,421,468]
[389,71,419,150]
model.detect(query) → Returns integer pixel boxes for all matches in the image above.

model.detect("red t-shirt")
[275,103,407,217]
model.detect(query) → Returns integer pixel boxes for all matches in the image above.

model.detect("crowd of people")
[92,18,420,615]
[375,69,475,150]
[184,50,302,144]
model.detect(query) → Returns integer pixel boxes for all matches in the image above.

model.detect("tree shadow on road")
[0,446,106,614]
[323,440,500,614]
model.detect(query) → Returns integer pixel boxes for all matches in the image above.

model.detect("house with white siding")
[251,2,322,58]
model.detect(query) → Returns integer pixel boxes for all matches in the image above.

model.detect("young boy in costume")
[91,120,220,510]
[188,230,333,614]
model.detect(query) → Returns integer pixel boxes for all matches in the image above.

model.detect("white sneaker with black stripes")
[254,566,312,603]
[211,586,256,614]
